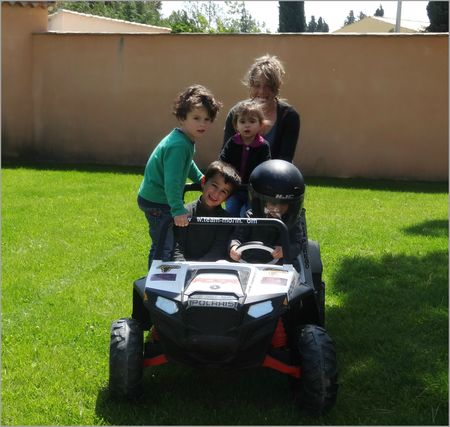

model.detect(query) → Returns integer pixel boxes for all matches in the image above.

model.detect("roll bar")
[155,216,291,262]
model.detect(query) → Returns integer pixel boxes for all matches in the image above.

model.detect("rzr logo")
[158,264,181,273]
[275,194,294,199]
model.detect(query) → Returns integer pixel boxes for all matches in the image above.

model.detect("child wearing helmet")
[228,159,305,270]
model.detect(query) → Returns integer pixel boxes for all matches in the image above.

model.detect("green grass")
[2,164,448,425]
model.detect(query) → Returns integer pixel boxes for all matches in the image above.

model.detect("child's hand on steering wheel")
[272,246,283,259]
[230,245,241,262]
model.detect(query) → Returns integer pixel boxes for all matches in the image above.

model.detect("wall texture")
[2,4,448,181]
[2,3,48,157]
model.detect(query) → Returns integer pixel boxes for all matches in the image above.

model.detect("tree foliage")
[344,9,368,26]
[278,1,306,32]
[51,0,164,26]
[222,1,264,33]
[167,9,207,33]
[166,1,266,33]
[50,0,266,33]
[425,1,448,32]
[306,15,329,33]
[344,10,356,26]
[374,4,384,17]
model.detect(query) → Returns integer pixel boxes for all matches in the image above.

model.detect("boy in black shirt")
[132,160,240,330]
[173,160,241,261]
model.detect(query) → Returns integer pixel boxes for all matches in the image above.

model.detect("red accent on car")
[271,318,287,348]
[262,355,301,378]
[143,354,168,367]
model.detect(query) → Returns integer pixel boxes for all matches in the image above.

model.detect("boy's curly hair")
[173,84,222,122]
[204,160,241,195]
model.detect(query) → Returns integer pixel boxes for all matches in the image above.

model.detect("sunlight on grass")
[2,167,448,426]
[324,292,345,309]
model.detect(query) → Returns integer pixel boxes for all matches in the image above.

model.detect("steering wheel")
[234,241,278,264]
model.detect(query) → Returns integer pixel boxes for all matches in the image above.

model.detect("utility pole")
[395,0,402,32]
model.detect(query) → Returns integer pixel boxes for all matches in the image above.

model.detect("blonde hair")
[243,55,286,96]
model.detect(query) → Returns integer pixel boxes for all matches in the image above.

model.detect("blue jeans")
[225,190,249,218]
[137,196,174,271]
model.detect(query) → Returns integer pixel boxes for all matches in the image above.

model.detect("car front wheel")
[109,318,144,399]
[291,324,338,415]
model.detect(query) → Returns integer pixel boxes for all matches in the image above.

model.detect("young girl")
[219,100,271,217]
[138,84,222,270]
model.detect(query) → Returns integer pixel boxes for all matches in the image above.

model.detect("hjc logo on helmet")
[275,194,294,199]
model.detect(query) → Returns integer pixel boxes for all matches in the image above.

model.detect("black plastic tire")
[109,318,144,399]
[291,324,338,415]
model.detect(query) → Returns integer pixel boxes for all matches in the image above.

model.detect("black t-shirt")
[173,198,233,262]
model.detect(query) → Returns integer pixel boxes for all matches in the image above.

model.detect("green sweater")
[138,128,203,216]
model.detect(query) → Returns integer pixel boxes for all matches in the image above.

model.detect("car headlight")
[155,296,179,314]
[248,300,273,318]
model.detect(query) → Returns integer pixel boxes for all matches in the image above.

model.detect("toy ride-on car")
[109,210,338,415]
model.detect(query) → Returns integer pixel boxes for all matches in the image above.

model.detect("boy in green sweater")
[137,84,222,270]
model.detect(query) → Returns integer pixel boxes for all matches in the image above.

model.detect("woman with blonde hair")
[223,55,300,162]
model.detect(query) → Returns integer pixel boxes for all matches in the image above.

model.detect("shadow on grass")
[95,249,448,425]
[95,365,300,425]
[403,219,448,238]
[327,250,448,425]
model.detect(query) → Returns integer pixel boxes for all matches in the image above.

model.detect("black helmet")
[248,159,305,229]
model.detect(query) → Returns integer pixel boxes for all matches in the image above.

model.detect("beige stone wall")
[2,4,448,181]
[2,3,48,156]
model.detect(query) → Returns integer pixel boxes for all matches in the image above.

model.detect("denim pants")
[137,195,174,271]
[225,190,249,218]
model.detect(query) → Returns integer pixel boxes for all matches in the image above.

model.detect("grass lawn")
[1,164,448,425]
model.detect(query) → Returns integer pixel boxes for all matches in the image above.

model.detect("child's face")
[202,173,234,208]
[236,113,262,142]
[179,106,212,141]
[264,201,289,219]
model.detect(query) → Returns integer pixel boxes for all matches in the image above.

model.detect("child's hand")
[174,214,189,227]
[272,246,283,259]
[230,246,241,262]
